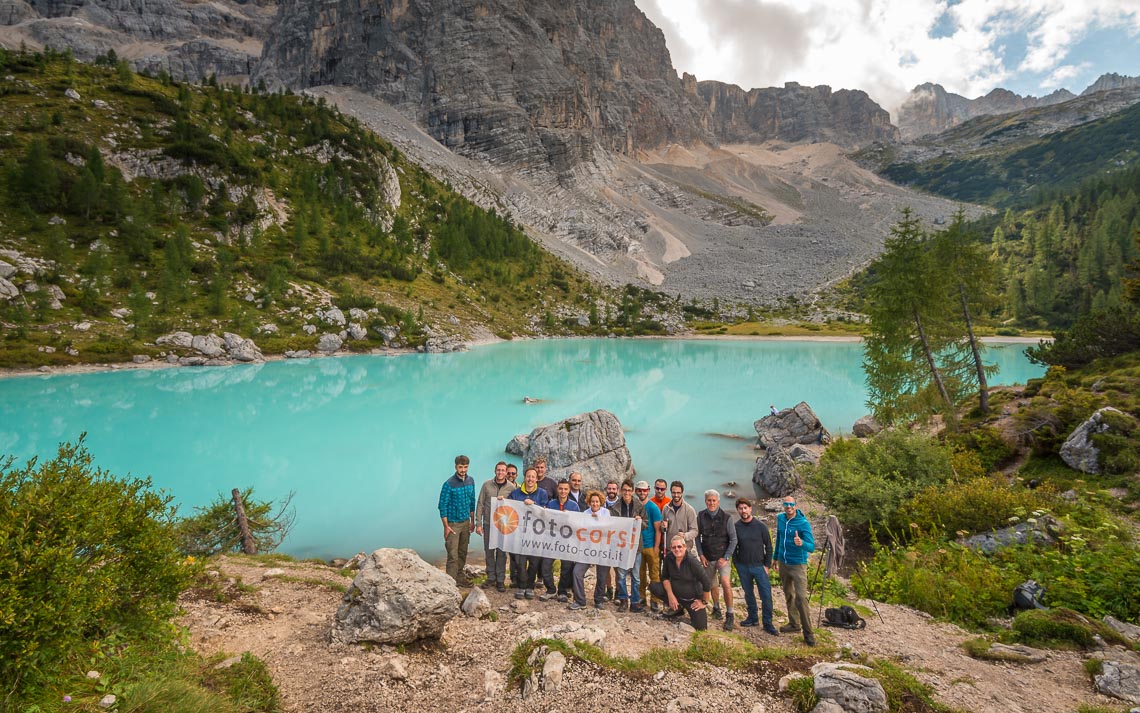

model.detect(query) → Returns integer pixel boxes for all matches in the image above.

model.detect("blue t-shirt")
[641,500,663,549]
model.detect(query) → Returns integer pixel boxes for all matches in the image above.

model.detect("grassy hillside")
[0,50,684,368]
[868,99,1140,209]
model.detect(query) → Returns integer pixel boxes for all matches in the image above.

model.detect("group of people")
[437,456,818,646]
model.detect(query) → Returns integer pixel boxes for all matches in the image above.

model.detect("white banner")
[487,500,641,569]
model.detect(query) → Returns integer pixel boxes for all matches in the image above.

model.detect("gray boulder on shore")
[331,548,460,645]
[753,444,799,498]
[507,409,635,491]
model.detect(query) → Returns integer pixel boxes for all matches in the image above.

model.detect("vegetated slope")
[0,50,676,369]
[857,90,1140,209]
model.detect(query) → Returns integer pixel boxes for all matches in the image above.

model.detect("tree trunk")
[913,307,954,413]
[231,488,257,555]
[959,283,989,414]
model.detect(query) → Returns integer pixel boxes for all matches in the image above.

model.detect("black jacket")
[733,517,773,568]
[661,551,712,601]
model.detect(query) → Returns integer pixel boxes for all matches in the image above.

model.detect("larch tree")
[863,209,960,425]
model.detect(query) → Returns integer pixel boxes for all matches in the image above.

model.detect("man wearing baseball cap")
[634,479,663,612]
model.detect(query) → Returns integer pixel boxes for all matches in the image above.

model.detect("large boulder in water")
[1059,407,1129,474]
[755,402,829,449]
[753,444,799,497]
[331,548,460,645]
[509,409,635,491]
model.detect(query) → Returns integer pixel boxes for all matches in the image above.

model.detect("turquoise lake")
[0,338,1045,561]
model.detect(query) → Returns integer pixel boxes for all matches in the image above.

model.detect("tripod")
[808,530,884,626]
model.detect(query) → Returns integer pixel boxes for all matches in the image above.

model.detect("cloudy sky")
[635,0,1140,115]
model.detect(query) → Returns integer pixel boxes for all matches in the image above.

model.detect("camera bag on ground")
[1009,580,1047,615]
[822,605,866,629]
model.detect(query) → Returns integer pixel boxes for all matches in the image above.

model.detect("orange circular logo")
[493,505,520,535]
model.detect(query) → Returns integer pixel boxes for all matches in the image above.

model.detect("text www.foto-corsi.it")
[517,538,624,560]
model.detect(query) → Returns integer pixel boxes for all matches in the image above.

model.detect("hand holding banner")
[487,500,640,569]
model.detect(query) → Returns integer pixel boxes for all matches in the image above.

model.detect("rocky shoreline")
[0,334,1047,380]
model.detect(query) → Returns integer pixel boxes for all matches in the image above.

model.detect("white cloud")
[1042,62,1092,89]
[635,0,1140,115]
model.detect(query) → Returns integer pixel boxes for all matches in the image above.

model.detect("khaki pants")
[780,563,812,636]
[444,520,471,582]
[639,546,660,602]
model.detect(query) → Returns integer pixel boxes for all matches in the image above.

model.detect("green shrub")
[0,438,192,698]
[1090,410,1140,475]
[856,534,1018,629]
[894,477,1048,537]
[786,675,818,712]
[200,652,280,712]
[808,430,957,529]
[944,425,1017,472]
[1009,608,1126,649]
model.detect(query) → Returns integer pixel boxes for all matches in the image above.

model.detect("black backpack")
[823,605,866,629]
[1009,580,1047,614]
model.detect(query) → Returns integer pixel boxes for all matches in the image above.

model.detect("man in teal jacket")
[773,496,816,646]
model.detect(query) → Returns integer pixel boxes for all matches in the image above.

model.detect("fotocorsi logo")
[493,505,520,535]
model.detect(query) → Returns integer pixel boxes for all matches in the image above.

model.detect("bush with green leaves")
[893,476,1050,537]
[1010,608,1128,649]
[0,438,192,698]
[858,501,1140,629]
[808,430,957,530]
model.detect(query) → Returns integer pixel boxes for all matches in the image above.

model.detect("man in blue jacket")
[773,496,816,646]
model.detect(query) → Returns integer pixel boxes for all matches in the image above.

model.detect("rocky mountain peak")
[1082,72,1140,95]
[897,82,1075,140]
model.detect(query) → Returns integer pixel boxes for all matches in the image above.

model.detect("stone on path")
[461,587,492,618]
[331,548,459,645]
[1105,616,1140,644]
[541,650,566,692]
[812,662,888,713]
[1095,661,1140,704]
[379,654,409,681]
[986,643,1047,663]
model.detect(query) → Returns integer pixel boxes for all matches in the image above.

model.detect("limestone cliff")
[897,82,1075,140]
[0,0,276,81]
[697,80,898,147]
[256,0,712,179]
[1081,72,1140,96]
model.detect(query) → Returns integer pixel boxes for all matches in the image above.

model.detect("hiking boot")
[711,606,723,620]
[779,623,801,633]
[569,601,585,611]
[630,602,645,613]
[804,634,816,647]
[594,601,605,610]
[739,617,759,627]
[539,592,557,602]
[557,594,568,603]
[724,612,735,631]
[514,590,525,599]
[764,626,780,636]
[605,587,614,601]
[524,589,535,600]
[496,583,506,593]
[616,600,628,612]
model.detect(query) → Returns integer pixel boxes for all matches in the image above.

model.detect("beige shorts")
[703,559,731,580]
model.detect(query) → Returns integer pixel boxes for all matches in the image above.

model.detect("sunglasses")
[670,545,686,550]
[655,487,666,491]
[783,502,796,507]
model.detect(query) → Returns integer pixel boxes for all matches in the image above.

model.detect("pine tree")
[20,139,59,212]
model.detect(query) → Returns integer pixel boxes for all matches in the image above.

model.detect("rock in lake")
[505,433,529,456]
[1060,407,1130,474]
[331,548,459,645]
[852,414,882,438]
[508,409,635,490]
[753,444,798,498]
[755,401,830,449]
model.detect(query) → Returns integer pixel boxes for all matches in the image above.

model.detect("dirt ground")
[179,555,1124,713]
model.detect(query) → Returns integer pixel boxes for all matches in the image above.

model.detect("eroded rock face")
[1060,407,1127,474]
[755,402,829,449]
[257,0,710,178]
[3,0,277,81]
[511,409,635,491]
[331,548,460,645]
[1094,660,1140,704]
[698,80,898,148]
[896,82,1075,140]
